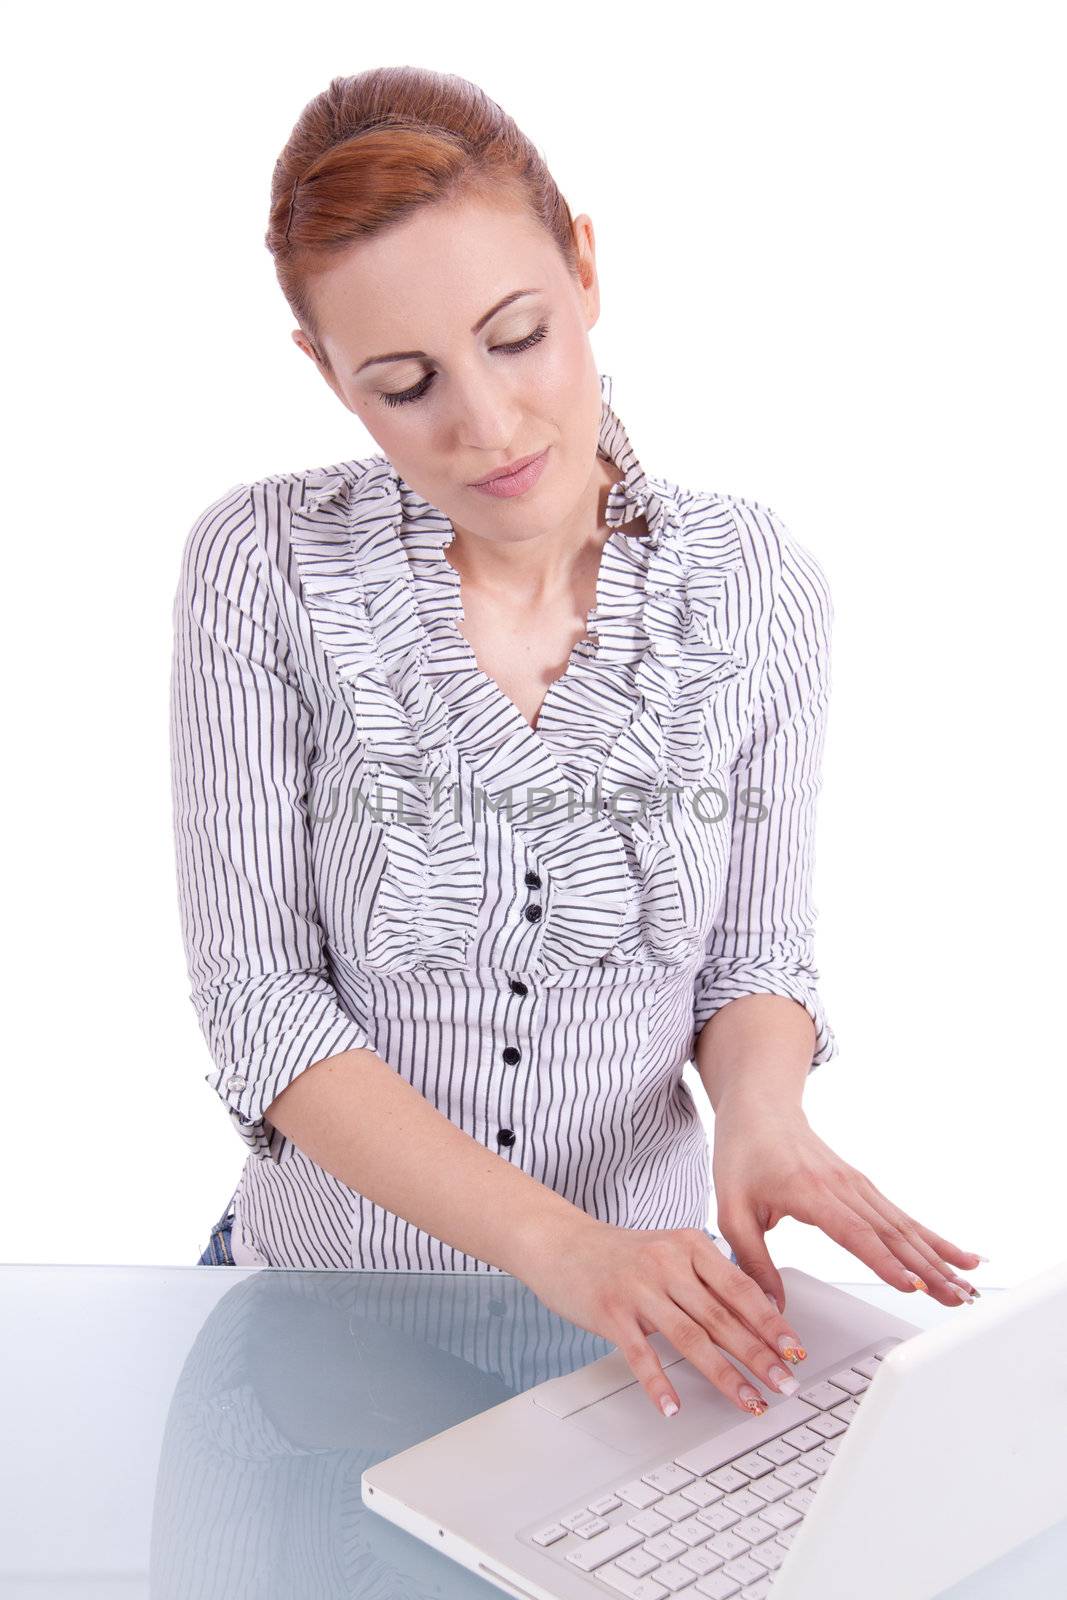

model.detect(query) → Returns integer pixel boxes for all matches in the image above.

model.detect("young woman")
[175,66,983,1423]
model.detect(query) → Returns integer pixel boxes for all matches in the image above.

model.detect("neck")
[445,453,622,607]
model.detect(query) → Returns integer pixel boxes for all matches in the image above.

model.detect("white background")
[3,1,1063,1289]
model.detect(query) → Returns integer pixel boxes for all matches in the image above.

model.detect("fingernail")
[660,1394,679,1417]
[974,1254,990,1263]
[769,1364,801,1396]
[739,1385,768,1416]
[949,1284,978,1305]
[778,1334,807,1362]
[905,1271,929,1293]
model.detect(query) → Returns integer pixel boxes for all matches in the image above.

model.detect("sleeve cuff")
[200,987,373,1159]
[693,955,839,1072]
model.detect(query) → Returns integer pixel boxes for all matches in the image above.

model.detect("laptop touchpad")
[561,1360,747,1455]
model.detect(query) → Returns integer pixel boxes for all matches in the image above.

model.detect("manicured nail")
[769,1364,801,1396]
[904,1271,929,1293]
[973,1254,990,1263]
[949,1284,978,1305]
[660,1394,679,1417]
[739,1385,768,1416]
[778,1334,807,1362]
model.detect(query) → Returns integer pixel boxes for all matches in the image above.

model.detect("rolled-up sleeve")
[169,483,372,1157]
[692,512,839,1072]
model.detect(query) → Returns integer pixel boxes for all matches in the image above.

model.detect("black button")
[509,979,528,996]
[496,1128,516,1147]
[524,870,542,888]
[502,1046,521,1065]
[524,903,542,922]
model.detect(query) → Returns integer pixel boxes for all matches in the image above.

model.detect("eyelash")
[376,321,550,409]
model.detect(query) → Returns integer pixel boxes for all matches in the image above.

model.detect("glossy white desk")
[0,1266,1062,1598]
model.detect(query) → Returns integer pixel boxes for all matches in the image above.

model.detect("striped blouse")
[169,370,838,1271]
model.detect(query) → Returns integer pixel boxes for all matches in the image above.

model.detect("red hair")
[265,67,583,376]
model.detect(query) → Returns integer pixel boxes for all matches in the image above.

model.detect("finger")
[720,1213,786,1313]
[802,1182,939,1297]
[665,1271,809,1408]
[692,1234,803,1360]
[851,1175,985,1274]
[845,1184,980,1305]
[613,1312,771,1420]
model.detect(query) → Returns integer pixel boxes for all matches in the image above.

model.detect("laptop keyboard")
[521,1337,903,1599]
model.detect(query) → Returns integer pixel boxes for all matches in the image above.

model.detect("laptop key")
[805,1412,848,1439]
[781,1425,823,1452]
[691,1573,742,1597]
[593,1562,669,1598]
[705,1531,751,1561]
[721,1489,766,1516]
[643,1533,687,1562]
[829,1366,869,1395]
[749,1538,789,1573]
[643,1463,697,1493]
[784,1486,818,1516]
[697,1504,741,1533]
[796,1380,851,1409]
[563,1508,603,1531]
[618,1479,666,1509]
[746,1473,794,1504]
[655,1557,704,1591]
[656,1493,707,1522]
[757,1501,802,1531]
[629,1509,672,1537]
[590,1493,625,1515]
[529,1522,567,1546]
[722,1554,766,1585]
[740,1583,772,1599]
[732,1515,778,1544]
[680,1479,726,1508]
[571,1516,612,1537]
[615,1547,662,1578]
[565,1521,645,1570]
[772,1460,816,1490]
[673,1513,720,1547]
[679,1545,726,1576]
[706,1466,749,1493]
[752,1436,800,1466]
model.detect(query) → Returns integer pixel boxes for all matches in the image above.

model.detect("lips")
[469,449,546,487]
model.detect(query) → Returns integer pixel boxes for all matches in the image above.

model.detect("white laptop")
[361,1257,1067,1600]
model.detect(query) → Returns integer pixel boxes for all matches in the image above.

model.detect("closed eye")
[376,322,550,409]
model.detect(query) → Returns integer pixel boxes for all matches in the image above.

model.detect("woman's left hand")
[711,1099,984,1313]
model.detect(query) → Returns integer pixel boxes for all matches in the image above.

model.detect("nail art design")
[739,1384,768,1416]
[778,1334,807,1362]
[769,1364,801,1396]
[905,1271,929,1293]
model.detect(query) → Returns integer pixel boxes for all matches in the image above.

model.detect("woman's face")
[293,192,608,545]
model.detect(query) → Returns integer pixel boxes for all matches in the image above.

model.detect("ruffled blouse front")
[170,369,839,1269]
[287,372,754,977]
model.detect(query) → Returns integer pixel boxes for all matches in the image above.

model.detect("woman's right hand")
[513,1218,808,1419]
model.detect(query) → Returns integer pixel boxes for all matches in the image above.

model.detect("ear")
[571,213,601,331]
[291,329,352,411]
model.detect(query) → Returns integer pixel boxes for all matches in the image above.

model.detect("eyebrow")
[353,288,541,374]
